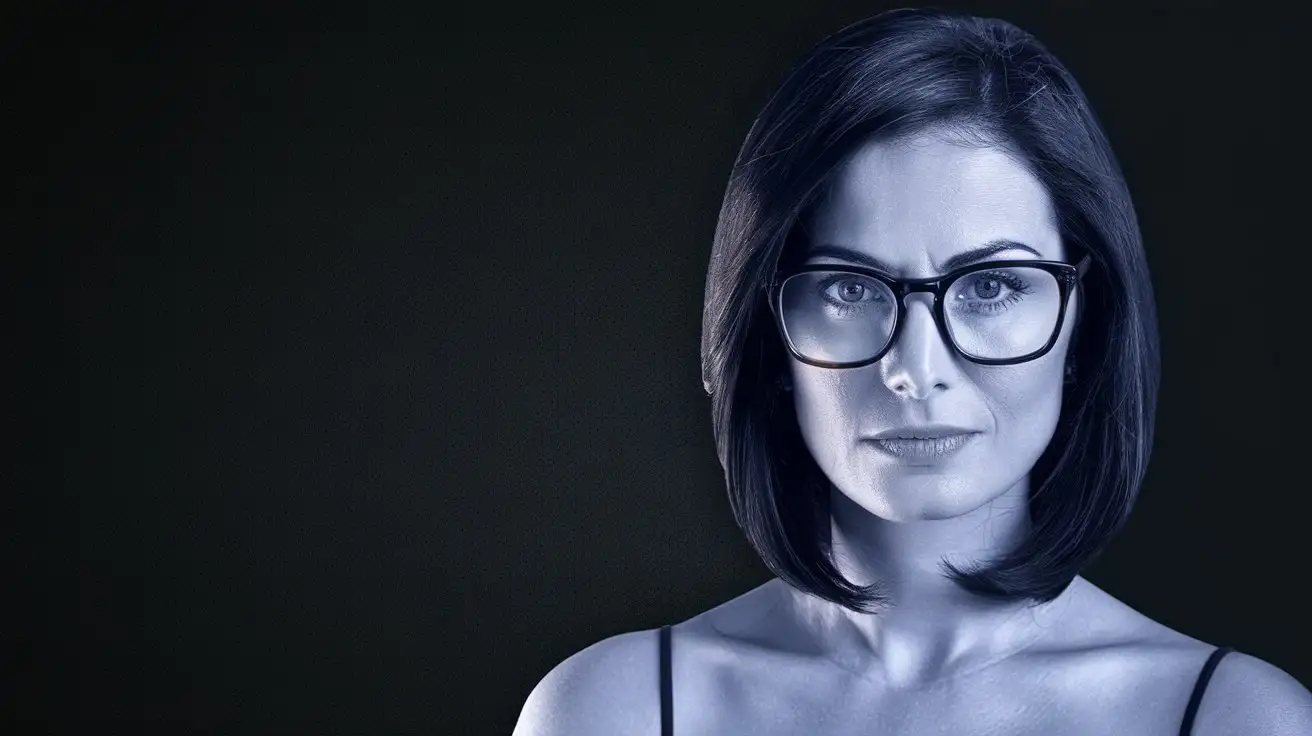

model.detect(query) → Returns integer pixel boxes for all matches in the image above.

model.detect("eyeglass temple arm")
[1075,253,1091,278]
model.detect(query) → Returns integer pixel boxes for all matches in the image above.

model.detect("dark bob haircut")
[700,8,1160,613]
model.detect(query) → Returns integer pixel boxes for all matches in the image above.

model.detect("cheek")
[789,364,870,456]
[977,359,1065,446]
[792,371,841,433]
[983,300,1078,434]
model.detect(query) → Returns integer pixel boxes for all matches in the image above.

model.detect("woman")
[513,9,1311,735]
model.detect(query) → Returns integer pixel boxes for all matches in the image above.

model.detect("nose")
[880,293,955,400]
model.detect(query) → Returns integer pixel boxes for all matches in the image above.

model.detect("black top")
[657,625,1234,736]
[659,625,673,736]
[1179,645,1235,735]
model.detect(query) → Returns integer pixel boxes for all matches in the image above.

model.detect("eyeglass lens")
[778,265,1063,363]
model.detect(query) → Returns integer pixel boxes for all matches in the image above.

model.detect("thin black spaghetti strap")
[659,625,673,736]
[1179,646,1235,736]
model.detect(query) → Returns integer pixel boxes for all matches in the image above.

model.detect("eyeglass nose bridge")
[893,278,946,297]
[895,280,943,304]
[886,281,953,351]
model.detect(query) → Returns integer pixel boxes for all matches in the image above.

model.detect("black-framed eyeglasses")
[768,255,1091,368]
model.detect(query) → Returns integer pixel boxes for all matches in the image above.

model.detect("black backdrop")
[17,1,1307,733]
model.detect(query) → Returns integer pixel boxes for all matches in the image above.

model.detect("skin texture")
[792,132,1071,524]
[512,132,1312,735]
[779,132,1076,688]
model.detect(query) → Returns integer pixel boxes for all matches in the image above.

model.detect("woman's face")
[787,132,1077,522]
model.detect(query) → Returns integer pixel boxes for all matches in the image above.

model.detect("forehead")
[807,132,1062,272]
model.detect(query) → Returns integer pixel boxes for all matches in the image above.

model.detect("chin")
[840,470,1003,522]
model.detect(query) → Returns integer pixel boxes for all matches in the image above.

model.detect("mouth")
[865,425,981,462]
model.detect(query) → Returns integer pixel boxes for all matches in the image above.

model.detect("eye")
[815,273,887,305]
[948,268,1038,317]
[826,278,878,303]
[955,271,1030,303]
[970,276,1002,299]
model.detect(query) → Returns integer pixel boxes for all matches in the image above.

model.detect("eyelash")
[816,275,885,316]
[814,271,1034,316]
[954,271,1034,314]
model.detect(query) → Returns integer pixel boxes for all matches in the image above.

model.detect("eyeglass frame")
[766,254,1092,368]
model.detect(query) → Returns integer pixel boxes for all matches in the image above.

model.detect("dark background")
[16,1,1306,733]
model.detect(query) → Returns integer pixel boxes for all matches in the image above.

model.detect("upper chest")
[667,637,1212,736]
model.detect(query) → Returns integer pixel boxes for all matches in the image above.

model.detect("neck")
[782,478,1080,688]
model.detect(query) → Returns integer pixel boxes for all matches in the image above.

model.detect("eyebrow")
[805,239,1046,275]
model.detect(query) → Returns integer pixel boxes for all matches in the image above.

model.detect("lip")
[865,425,981,462]
[870,424,981,440]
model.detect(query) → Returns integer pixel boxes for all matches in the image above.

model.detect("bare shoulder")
[511,628,663,736]
[511,582,781,736]
[1071,578,1312,734]
[1190,651,1312,736]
